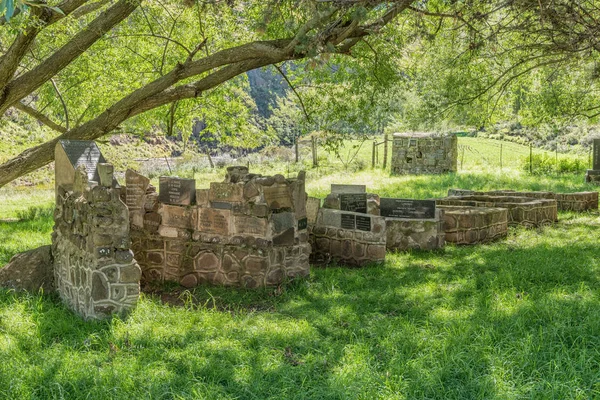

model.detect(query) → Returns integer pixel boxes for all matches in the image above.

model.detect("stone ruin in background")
[126,166,310,288]
[53,140,141,319]
[391,132,457,175]
[586,139,600,185]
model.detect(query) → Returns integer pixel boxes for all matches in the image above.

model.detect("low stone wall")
[310,209,386,266]
[448,188,598,212]
[129,168,310,288]
[391,132,457,175]
[53,166,141,319]
[438,205,508,245]
[385,210,445,251]
[437,195,557,228]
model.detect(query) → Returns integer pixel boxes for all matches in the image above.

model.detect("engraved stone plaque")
[380,198,436,219]
[125,169,150,210]
[341,213,356,230]
[197,208,231,235]
[263,185,293,209]
[331,184,366,194]
[159,177,196,205]
[160,204,194,229]
[340,193,367,214]
[209,182,243,202]
[306,197,321,225]
[233,215,269,236]
[271,212,295,234]
[355,215,371,231]
[59,140,105,182]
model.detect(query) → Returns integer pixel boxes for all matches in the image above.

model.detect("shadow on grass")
[1,216,600,398]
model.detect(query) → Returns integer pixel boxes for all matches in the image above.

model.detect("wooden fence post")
[295,136,299,163]
[311,136,318,167]
[383,133,388,169]
[372,140,376,169]
[529,143,533,174]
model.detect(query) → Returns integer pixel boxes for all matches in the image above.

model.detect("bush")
[521,153,588,174]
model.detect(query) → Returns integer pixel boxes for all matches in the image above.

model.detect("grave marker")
[263,185,293,209]
[380,198,436,219]
[331,184,366,194]
[55,140,107,190]
[340,193,367,214]
[159,177,196,205]
[594,139,600,170]
[197,208,231,235]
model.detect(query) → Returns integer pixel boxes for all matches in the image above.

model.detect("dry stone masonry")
[438,205,508,245]
[391,132,457,175]
[310,208,387,266]
[437,195,557,228]
[380,198,445,251]
[448,188,598,212]
[128,167,310,288]
[53,141,141,319]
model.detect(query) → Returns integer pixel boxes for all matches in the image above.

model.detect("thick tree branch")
[0,0,90,90]
[0,0,140,114]
[12,102,67,133]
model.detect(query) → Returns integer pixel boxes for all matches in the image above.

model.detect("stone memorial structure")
[585,139,600,184]
[448,188,597,213]
[380,198,445,251]
[128,167,310,288]
[309,208,387,266]
[53,141,141,319]
[323,184,380,216]
[437,195,557,228]
[437,205,508,245]
[391,132,458,175]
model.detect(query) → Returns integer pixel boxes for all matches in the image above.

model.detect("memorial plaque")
[263,185,293,209]
[380,198,436,219]
[306,197,321,224]
[340,193,367,214]
[594,139,600,170]
[233,215,269,236]
[197,208,231,235]
[209,182,243,202]
[211,201,233,210]
[160,204,194,229]
[355,215,371,231]
[126,169,150,210]
[341,213,356,230]
[59,140,105,182]
[331,184,366,194]
[159,177,196,205]
[298,217,308,230]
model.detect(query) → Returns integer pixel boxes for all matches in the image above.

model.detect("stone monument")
[380,198,445,251]
[585,139,600,184]
[128,167,310,288]
[391,132,457,175]
[53,141,141,319]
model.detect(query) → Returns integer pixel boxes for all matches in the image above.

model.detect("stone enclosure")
[448,189,598,212]
[127,167,310,288]
[391,132,458,175]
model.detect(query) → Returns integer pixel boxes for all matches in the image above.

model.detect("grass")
[1,137,600,398]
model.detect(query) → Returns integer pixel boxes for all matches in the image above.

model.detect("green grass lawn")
[1,139,600,399]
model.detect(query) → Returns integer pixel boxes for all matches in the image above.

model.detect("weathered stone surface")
[331,184,366,194]
[159,204,194,229]
[263,185,293,209]
[198,208,231,235]
[391,133,457,175]
[306,197,321,224]
[0,245,54,292]
[310,209,386,266]
[209,182,244,202]
[53,142,141,320]
[98,163,114,187]
[438,205,508,245]
[437,195,557,228]
[385,211,445,251]
[233,215,269,237]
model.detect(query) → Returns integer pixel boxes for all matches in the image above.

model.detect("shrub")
[16,205,54,221]
[521,153,588,174]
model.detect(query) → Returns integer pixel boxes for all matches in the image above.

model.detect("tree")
[0,0,415,187]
